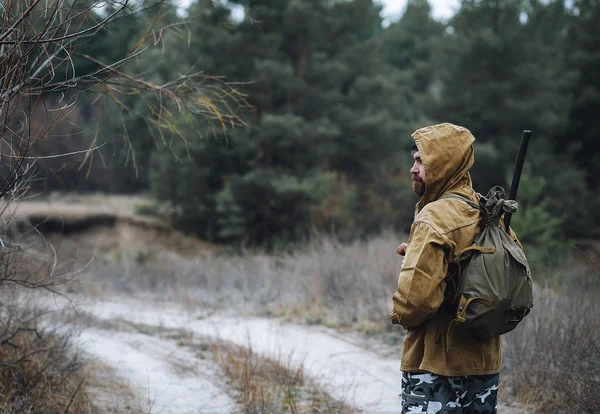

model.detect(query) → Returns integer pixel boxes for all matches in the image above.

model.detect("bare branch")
[0,0,43,43]
[0,1,129,45]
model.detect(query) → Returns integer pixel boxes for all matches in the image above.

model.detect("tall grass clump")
[502,264,600,412]
[213,341,355,414]
[0,239,93,413]
[0,168,92,412]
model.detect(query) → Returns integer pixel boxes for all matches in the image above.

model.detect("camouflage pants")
[401,371,499,413]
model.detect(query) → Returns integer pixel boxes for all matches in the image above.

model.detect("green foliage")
[149,137,220,239]
[145,0,417,246]
[216,170,314,247]
[563,0,600,235]
[510,172,567,272]
[38,0,600,246]
[133,202,161,217]
[308,172,361,237]
[430,0,571,189]
[382,0,444,94]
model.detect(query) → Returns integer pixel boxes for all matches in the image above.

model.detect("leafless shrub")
[503,267,600,412]
[0,198,94,412]
[0,0,247,170]
[0,0,246,412]
[0,292,91,413]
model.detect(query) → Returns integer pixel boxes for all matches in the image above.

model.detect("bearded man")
[390,123,520,414]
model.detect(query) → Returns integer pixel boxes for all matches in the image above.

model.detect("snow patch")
[80,328,237,414]
[79,297,403,413]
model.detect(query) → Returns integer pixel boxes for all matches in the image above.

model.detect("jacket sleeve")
[390,221,451,329]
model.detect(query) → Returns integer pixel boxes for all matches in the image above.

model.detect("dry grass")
[502,271,600,412]
[0,305,92,413]
[85,361,139,414]
[21,198,600,411]
[80,232,600,411]
[15,198,399,332]
[211,341,355,414]
[65,231,402,335]
[0,206,95,414]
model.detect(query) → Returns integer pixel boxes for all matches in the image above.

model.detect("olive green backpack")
[442,186,534,345]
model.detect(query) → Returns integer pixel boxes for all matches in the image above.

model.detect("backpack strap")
[439,193,481,211]
[456,244,495,257]
[439,194,495,259]
[446,295,494,351]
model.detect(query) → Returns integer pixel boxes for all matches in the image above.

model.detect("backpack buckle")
[505,310,525,325]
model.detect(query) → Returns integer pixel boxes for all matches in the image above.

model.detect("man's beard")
[412,179,425,197]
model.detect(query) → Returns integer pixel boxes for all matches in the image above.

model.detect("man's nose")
[410,163,418,174]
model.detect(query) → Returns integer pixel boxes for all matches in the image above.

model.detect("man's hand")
[389,311,401,326]
[397,242,408,256]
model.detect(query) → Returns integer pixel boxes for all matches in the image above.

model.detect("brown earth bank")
[3,193,221,259]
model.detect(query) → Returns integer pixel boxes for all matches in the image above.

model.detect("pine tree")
[428,0,593,240]
[382,0,444,95]
[149,0,418,244]
[566,1,600,184]
[563,0,600,236]
[431,1,561,187]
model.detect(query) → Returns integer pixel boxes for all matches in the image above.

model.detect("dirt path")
[80,328,237,413]
[73,296,402,413]
[49,295,526,413]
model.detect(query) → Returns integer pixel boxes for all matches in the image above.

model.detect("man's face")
[410,151,426,197]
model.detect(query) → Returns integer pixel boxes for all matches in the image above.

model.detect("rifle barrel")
[504,130,532,230]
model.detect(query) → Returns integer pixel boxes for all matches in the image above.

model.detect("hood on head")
[412,122,476,208]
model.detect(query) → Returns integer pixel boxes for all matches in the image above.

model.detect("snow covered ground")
[81,328,237,413]
[42,295,524,413]
[71,296,402,413]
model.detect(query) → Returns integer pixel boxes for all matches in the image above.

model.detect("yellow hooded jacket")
[390,123,509,376]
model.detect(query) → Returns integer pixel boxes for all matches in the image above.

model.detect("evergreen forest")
[30,0,600,259]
